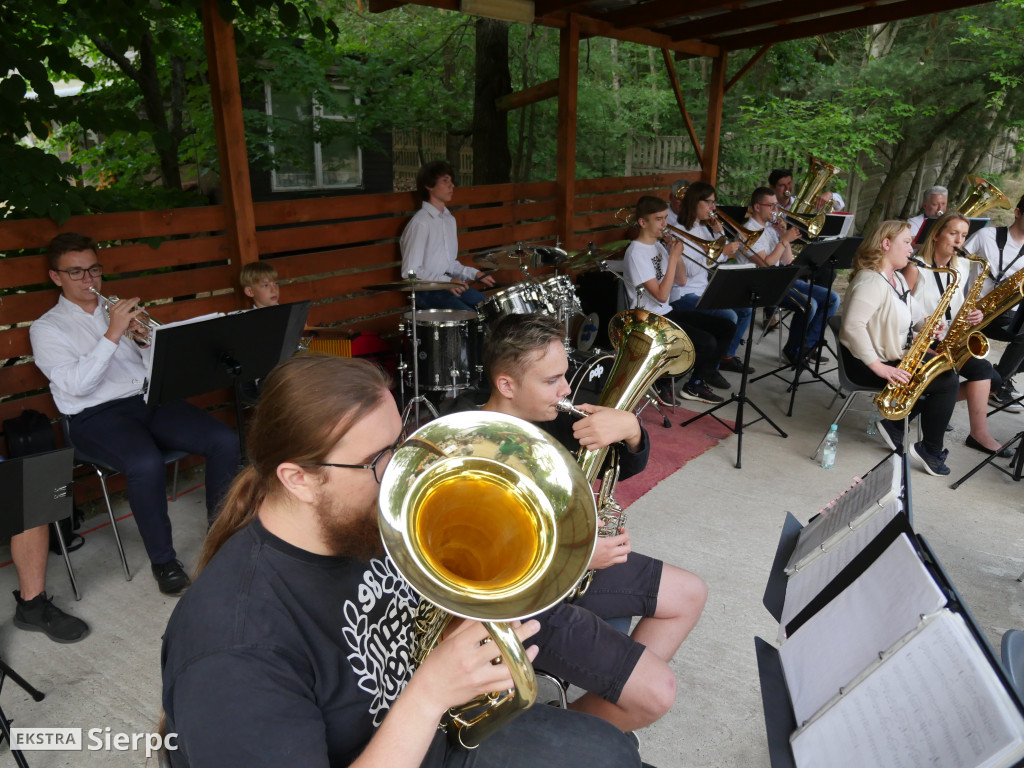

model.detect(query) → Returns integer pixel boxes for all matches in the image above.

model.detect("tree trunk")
[900,156,926,219]
[473,18,512,185]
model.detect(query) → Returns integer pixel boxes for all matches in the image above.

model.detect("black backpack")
[2,409,85,553]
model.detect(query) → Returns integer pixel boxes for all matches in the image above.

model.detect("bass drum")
[567,349,614,406]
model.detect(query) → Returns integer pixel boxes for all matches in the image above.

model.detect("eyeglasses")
[55,265,103,280]
[314,431,407,484]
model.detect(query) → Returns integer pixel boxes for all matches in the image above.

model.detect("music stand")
[0,450,72,767]
[680,265,799,468]
[145,301,311,460]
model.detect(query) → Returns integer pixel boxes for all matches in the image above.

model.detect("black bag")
[2,409,85,553]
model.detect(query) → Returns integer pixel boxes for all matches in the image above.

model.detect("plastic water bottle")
[866,415,878,436]
[821,424,839,469]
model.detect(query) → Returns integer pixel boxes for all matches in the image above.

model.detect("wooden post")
[556,13,579,249]
[703,50,727,186]
[662,48,703,168]
[202,0,259,305]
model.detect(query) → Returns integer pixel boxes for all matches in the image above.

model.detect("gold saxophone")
[933,249,992,372]
[874,259,961,420]
[557,309,694,537]
[953,259,1024,345]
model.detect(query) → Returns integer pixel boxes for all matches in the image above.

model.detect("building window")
[264,83,362,191]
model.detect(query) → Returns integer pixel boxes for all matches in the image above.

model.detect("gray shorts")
[529,553,663,703]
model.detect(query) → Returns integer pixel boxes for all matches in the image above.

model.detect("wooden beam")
[703,50,727,186]
[567,13,720,58]
[534,0,589,17]
[601,0,735,29]
[662,0,871,40]
[368,0,456,10]
[556,14,580,248]
[725,43,771,94]
[202,0,258,307]
[496,78,559,112]
[661,48,703,167]
[713,0,993,49]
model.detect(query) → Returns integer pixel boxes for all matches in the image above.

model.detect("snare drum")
[402,310,481,392]
[478,282,546,325]
[567,349,614,406]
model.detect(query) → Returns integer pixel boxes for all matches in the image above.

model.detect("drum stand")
[401,286,439,429]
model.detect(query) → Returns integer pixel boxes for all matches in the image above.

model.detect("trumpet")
[89,287,162,346]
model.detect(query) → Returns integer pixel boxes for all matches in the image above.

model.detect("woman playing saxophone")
[839,221,960,476]
[901,212,1009,457]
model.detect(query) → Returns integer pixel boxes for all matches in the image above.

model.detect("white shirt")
[907,214,926,241]
[30,295,150,415]
[399,202,476,283]
[624,240,673,314]
[740,218,780,266]
[910,257,972,339]
[671,221,727,301]
[779,192,845,212]
[965,225,1024,297]
[666,208,679,229]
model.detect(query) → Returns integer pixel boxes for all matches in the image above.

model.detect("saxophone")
[933,249,992,373]
[874,259,961,420]
[957,260,1024,344]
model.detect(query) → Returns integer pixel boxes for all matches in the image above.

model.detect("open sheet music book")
[781,533,1024,768]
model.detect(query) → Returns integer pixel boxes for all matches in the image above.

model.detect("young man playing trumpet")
[481,313,708,734]
[30,233,240,595]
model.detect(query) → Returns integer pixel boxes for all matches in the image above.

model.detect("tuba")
[558,309,694,536]
[791,156,842,215]
[378,411,597,748]
[955,175,1012,219]
[875,259,961,420]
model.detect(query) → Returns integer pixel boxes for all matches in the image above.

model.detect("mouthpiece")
[953,246,968,257]
[555,398,588,419]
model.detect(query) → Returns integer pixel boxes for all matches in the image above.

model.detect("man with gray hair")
[908,185,949,241]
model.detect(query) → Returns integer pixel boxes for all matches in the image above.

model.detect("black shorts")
[529,553,663,703]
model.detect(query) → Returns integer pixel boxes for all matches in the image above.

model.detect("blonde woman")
[903,212,1009,457]
[839,220,959,476]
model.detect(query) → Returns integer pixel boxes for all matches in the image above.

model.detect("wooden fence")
[0,172,687,497]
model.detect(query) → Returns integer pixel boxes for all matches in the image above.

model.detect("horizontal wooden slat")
[0,362,48,399]
[0,327,32,360]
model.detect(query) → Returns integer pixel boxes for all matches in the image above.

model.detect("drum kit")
[366,240,630,425]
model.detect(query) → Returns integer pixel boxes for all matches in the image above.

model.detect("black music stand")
[680,265,799,468]
[145,301,310,461]
[0,450,72,768]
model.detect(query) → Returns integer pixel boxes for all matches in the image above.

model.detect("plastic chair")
[1001,629,1024,698]
[61,416,189,582]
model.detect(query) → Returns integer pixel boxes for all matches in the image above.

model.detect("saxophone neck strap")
[994,226,1024,283]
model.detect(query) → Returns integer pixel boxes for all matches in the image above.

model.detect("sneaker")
[13,591,90,644]
[719,356,755,374]
[990,386,1024,413]
[677,380,725,405]
[152,559,191,596]
[705,370,731,390]
[910,441,951,476]
[878,418,904,452]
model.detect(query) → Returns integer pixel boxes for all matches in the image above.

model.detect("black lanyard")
[932,270,953,321]
[994,227,1024,282]
[884,272,914,349]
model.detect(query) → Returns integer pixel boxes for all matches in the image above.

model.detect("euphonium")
[955,175,1012,219]
[89,287,162,346]
[557,309,694,536]
[377,411,597,748]
[933,248,991,372]
[874,259,961,420]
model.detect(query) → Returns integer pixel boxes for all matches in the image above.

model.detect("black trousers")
[667,308,735,380]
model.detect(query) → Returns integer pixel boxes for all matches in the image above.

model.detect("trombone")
[614,207,726,270]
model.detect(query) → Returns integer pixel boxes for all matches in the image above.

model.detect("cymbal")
[364,279,454,293]
[568,240,630,269]
[472,246,538,271]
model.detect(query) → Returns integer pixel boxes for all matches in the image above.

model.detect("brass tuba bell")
[377,411,597,748]
[791,155,842,215]
[955,174,1012,219]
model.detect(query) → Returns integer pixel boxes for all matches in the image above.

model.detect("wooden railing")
[0,172,690,475]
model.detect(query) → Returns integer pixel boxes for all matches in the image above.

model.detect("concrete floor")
[1,332,1022,767]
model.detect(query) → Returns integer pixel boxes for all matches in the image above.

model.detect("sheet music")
[780,533,946,725]
[785,454,900,574]
[779,499,902,629]
[791,610,1024,768]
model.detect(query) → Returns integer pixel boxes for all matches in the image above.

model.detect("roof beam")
[713,0,992,49]
[544,12,720,57]
[534,0,589,17]
[497,77,559,111]
[663,0,874,40]
[724,43,771,93]
[662,48,703,166]
[601,0,740,29]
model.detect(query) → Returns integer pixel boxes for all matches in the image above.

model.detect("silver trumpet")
[89,287,162,346]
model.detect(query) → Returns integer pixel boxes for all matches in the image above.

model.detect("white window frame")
[265,82,363,192]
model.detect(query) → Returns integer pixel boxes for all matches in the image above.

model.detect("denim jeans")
[417,288,488,313]
[423,704,653,768]
[782,280,840,360]
[70,396,240,565]
[672,292,751,358]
